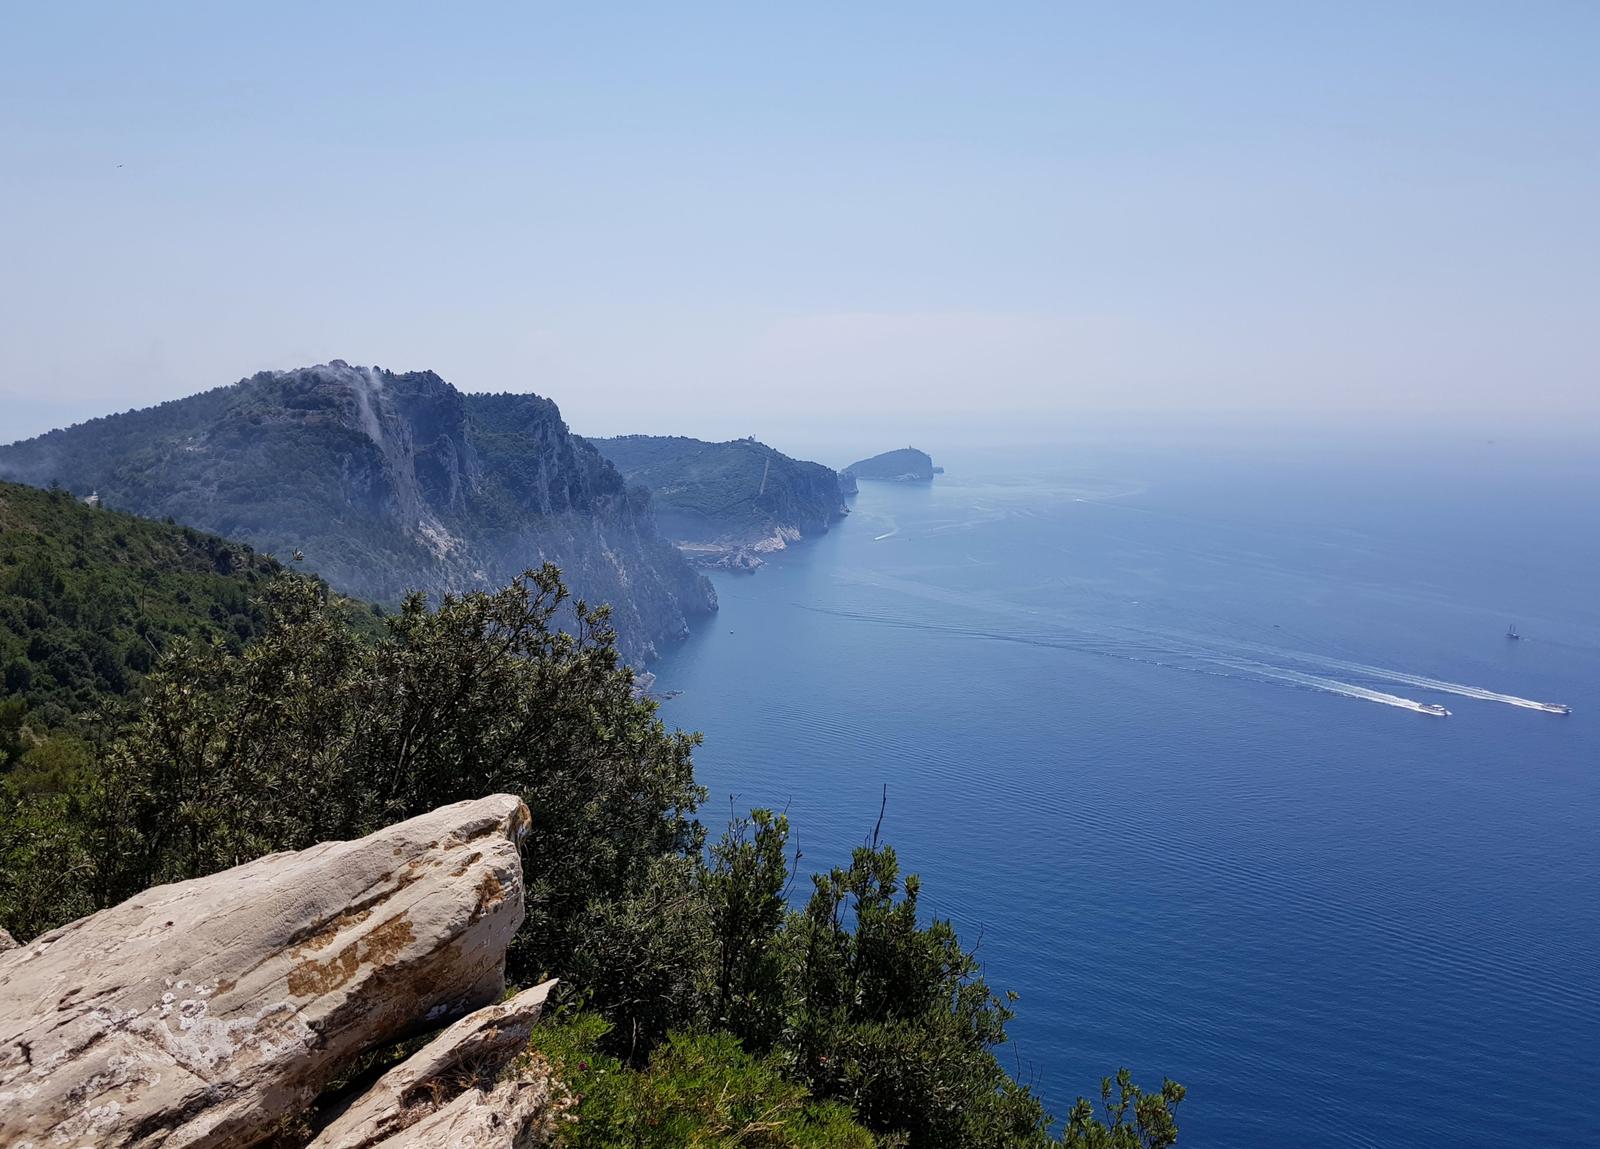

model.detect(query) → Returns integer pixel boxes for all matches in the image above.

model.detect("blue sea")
[651,435,1600,1148]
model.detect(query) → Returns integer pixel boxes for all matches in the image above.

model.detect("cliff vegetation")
[844,448,937,483]
[592,435,851,572]
[0,529,1181,1146]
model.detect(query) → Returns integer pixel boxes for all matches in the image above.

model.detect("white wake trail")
[1214,659,1448,716]
[1281,653,1570,714]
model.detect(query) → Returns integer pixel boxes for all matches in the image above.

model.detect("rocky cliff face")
[0,364,715,663]
[0,794,563,1148]
[590,435,849,572]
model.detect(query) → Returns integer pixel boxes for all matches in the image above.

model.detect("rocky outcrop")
[308,981,564,1148]
[843,447,936,482]
[0,794,558,1149]
[0,364,717,664]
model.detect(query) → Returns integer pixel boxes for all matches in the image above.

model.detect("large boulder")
[0,794,533,1149]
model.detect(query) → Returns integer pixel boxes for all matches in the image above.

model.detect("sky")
[2,2,1597,445]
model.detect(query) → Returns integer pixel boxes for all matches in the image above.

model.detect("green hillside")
[843,446,936,482]
[0,479,375,747]
[591,435,848,543]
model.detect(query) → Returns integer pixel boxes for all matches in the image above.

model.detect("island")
[842,446,937,482]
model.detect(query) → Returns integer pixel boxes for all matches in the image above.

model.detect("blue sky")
[3,2,1596,442]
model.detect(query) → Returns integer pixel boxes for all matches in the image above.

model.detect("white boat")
[1419,703,1451,717]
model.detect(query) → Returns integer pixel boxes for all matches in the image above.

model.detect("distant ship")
[1419,703,1451,717]
[1506,623,1521,640]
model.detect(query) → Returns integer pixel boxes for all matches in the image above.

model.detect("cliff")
[0,364,715,663]
[591,435,849,571]
[843,446,936,482]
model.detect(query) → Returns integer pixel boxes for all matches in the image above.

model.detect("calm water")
[651,438,1600,1148]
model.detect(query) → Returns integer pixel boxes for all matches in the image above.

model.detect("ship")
[1506,624,1521,640]
[1419,703,1451,717]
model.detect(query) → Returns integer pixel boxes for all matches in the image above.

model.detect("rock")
[0,928,16,953]
[0,794,531,1149]
[350,1065,561,1149]
[309,980,565,1148]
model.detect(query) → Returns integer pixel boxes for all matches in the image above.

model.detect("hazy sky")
[3,2,1597,443]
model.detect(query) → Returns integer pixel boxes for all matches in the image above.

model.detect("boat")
[1506,624,1521,640]
[1546,703,1572,715]
[1419,703,1451,717]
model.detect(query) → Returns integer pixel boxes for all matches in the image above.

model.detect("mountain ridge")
[0,363,715,663]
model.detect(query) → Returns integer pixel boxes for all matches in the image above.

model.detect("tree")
[27,566,707,1054]
[1062,1072,1186,1149]
[787,839,1054,1147]
[702,807,793,1049]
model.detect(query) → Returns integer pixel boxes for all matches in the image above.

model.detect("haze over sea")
[652,433,1600,1149]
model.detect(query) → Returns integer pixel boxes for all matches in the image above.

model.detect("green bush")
[539,1016,874,1149]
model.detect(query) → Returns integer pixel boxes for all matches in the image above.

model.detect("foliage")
[539,1015,875,1149]
[2,565,708,1050]
[0,479,296,741]
[0,549,1182,1147]
[841,449,934,483]
[704,808,794,1049]
[1062,1073,1187,1149]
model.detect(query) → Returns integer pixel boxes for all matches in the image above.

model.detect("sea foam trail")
[1207,641,1573,714]
[798,604,1451,717]
[1213,659,1448,716]
[1299,656,1569,713]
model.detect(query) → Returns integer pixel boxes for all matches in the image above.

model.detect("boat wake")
[1290,655,1569,714]
[796,604,1458,717]
[1212,659,1449,716]
[1202,640,1573,715]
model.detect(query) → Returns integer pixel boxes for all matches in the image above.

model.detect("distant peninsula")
[843,446,939,482]
[590,435,851,573]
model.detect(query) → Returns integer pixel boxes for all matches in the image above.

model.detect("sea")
[650,432,1600,1149]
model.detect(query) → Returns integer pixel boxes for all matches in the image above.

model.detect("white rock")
[0,794,531,1149]
[309,980,563,1148]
